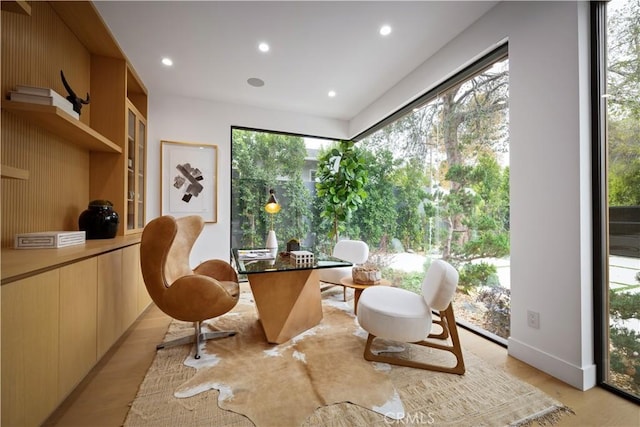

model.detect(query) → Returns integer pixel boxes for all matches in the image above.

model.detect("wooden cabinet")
[1,3,151,425]
[1,270,60,427]
[1,242,149,427]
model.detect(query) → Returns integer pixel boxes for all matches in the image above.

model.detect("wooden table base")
[247,269,323,344]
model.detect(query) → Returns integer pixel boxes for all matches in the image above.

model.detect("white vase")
[266,230,278,255]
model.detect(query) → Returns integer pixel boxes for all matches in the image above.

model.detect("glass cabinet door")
[126,103,147,233]
[127,109,136,231]
[137,119,146,229]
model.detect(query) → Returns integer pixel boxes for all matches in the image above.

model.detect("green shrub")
[609,290,640,395]
[458,262,497,294]
[476,286,511,338]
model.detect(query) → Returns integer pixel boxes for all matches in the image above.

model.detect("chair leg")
[362,304,465,375]
[156,321,236,359]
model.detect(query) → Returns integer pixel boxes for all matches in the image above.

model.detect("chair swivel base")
[157,330,236,359]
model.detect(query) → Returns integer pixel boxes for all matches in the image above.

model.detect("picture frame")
[161,140,218,223]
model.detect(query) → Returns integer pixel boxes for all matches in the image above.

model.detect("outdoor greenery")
[608,0,640,207]
[609,288,640,394]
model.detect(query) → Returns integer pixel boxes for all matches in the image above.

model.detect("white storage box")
[15,231,86,249]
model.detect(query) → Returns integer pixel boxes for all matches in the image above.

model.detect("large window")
[356,47,510,342]
[230,46,510,342]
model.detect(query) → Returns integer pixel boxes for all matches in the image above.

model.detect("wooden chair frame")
[362,303,465,375]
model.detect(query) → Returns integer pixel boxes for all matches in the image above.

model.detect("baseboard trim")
[508,337,597,391]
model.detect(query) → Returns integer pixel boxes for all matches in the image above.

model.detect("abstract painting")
[161,140,217,222]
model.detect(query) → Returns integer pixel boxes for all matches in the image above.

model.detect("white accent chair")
[356,259,465,374]
[319,239,369,301]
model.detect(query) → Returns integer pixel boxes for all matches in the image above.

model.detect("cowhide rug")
[171,292,404,426]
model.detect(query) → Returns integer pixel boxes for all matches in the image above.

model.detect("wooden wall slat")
[1,2,92,247]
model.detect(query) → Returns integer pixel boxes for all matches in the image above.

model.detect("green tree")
[363,58,509,265]
[442,155,509,262]
[315,140,368,243]
[351,148,398,249]
[607,0,640,206]
[280,176,312,243]
[391,158,430,251]
[608,119,640,205]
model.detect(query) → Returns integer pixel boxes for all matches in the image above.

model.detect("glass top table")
[231,248,352,344]
[231,248,352,274]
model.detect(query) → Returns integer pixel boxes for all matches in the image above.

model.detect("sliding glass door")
[596,0,640,401]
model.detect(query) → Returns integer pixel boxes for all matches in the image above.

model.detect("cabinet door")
[59,258,98,398]
[125,102,147,233]
[1,270,60,427]
[97,250,122,358]
[121,245,140,329]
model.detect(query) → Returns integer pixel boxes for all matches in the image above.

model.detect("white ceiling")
[94,1,498,121]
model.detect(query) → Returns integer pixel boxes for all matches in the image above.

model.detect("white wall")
[351,1,596,390]
[146,97,348,264]
[147,1,596,390]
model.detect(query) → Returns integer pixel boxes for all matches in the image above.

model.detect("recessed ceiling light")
[161,57,173,66]
[379,25,392,36]
[258,42,270,52]
[328,90,336,98]
[247,77,265,87]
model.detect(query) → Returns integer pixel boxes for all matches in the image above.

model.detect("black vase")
[79,200,119,239]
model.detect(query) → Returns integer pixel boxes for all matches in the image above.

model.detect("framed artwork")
[161,140,218,223]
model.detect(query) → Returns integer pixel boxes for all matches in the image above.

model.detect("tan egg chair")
[140,215,239,359]
[357,259,465,374]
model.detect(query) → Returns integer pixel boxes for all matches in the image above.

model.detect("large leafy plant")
[316,140,368,243]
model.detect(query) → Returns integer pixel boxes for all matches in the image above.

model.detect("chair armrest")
[194,259,239,283]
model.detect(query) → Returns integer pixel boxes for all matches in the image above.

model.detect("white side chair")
[356,259,465,374]
[319,239,369,301]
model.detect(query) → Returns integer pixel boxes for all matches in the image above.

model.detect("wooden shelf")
[1,100,122,153]
[1,0,31,15]
[1,164,29,180]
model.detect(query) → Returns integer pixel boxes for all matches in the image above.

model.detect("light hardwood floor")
[44,292,639,427]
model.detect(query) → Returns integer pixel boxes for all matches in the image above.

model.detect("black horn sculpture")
[60,70,90,115]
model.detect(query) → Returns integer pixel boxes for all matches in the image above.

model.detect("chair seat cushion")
[318,266,351,284]
[357,286,432,343]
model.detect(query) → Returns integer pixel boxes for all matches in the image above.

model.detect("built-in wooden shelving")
[0,164,29,180]
[1,100,122,153]
[1,0,31,15]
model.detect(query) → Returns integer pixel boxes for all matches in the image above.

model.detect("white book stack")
[15,231,86,249]
[8,84,79,119]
